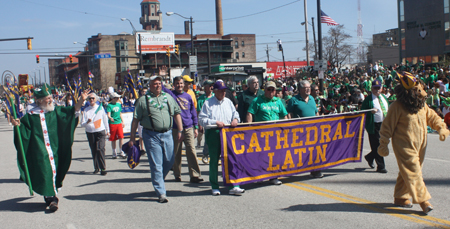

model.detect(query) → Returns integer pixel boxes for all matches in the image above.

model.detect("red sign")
[266,61,313,79]
[19,74,28,87]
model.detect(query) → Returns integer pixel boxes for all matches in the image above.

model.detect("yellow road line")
[294,182,450,227]
[284,182,450,229]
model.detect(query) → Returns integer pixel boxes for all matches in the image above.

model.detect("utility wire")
[196,0,301,22]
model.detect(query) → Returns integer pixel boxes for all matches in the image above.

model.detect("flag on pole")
[127,71,139,100]
[321,10,339,26]
[88,71,94,90]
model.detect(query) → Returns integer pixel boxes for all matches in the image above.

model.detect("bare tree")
[303,25,353,68]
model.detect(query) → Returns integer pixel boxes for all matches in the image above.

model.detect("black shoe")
[44,197,53,206]
[190,177,204,183]
[175,177,181,182]
[140,149,146,156]
[310,171,324,178]
[364,155,375,169]
[93,169,100,174]
[376,168,388,173]
[100,170,107,175]
[48,197,59,212]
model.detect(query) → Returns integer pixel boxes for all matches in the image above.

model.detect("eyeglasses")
[266,88,275,91]
[88,98,95,100]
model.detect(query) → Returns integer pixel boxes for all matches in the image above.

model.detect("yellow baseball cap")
[182,75,194,82]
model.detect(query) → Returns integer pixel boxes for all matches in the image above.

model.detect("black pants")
[367,122,385,169]
[86,131,107,170]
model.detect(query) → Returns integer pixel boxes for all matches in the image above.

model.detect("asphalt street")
[1,117,450,229]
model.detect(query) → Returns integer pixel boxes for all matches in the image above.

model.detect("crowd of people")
[5,60,450,212]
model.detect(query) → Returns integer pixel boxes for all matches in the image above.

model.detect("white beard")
[39,101,55,112]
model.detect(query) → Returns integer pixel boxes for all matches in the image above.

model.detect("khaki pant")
[172,127,201,179]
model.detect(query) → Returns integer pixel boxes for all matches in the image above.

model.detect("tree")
[303,25,353,68]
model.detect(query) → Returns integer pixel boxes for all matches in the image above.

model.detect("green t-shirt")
[106,102,122,124]
[247,95,288,122]
[197,93,214,112]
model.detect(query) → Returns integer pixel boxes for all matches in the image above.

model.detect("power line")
[196,0,301,22]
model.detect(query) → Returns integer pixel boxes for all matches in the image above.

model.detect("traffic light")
[175,45,180,55]
[69,54,73,63]
[166,47,171,57]
[36,55,40,63]
[27,39,32,50]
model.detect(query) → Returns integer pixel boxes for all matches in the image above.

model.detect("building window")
[235,41,239,48]
[399,0,404,21]
[446,22,450,45]
[242,41,245,46]
[120,43,125,50]
[242,52,245,58]
[151,5,154,8]
[446,0,450,13]
[235,52,239,59]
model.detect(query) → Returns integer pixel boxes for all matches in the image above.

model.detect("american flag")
[321,10,339,26]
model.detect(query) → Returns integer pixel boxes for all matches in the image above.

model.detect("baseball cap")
[265,81,276,89]
[182,75,194,82]
[110,92,121,98]
[213,81,227,90]
[372,80,382,88]
[203,80,214,86]
[164,83,172,90]
[149,75,162,82]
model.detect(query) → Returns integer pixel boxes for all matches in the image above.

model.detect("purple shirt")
[162,85,198,130]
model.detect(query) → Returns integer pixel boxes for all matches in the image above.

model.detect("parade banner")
[220,112,367,186]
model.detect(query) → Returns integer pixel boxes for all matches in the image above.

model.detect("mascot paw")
[439,129,449,141]
[378,145,389,157]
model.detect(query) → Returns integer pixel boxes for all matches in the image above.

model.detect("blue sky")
[0,0,397,84]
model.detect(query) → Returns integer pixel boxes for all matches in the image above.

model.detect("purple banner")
[220,112,367,186]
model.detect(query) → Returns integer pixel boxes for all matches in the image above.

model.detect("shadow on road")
[0,197,44,213]
[280,202,425,216]
[65,192,157,202]
[76,177,152,187]
[0,178,23,184]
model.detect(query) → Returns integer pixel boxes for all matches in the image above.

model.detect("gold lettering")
[332,122,343,140]
[291,128,304,147]
[305,126,318,145]
[247,133,262,153]
[314,144,328,163]
[267,152,280,171]
[276,129,290,149]
[282,150,295,169]
[231,134,245,154]
[307,147,315,165]
[344,121,356,138]
[320,125,331,143]
[294,148,306,167]
[260,131,274,151]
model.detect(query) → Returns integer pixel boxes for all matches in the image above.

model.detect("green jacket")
[361,93,389,134]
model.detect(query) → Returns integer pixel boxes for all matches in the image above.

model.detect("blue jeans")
[142,129,174,197]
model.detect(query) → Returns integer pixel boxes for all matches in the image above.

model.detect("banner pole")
[205,108,375,129]
[10,97,33,196]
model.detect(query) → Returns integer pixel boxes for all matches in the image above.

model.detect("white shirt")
[372,94,389,123]
[443,107,450,117]
[80,104,110,133]
[198,96,240,128]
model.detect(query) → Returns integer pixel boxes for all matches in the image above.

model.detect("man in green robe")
[11,84,89,212]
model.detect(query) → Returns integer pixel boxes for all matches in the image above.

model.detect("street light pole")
[311,17,318,61]
[317,0,324,93]
[121,18,142,72]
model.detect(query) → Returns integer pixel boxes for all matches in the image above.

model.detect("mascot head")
[394,71,427,114]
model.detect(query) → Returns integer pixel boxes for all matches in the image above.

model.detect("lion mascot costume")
[378,72,449,215]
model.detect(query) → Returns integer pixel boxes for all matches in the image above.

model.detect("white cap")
[149,75,162,82]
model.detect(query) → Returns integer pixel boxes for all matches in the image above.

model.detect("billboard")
[266,61,313,79]
[135,32,175,54]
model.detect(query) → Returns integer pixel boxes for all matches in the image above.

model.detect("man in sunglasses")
[246,81,288,185]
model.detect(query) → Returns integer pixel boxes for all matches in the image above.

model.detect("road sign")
[190,64,197,72]
[94,53,111,59]
[314,60,327,71]
[139,70,145,74]
[189,56,197,65]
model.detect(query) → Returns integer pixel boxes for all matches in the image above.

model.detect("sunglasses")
[88,98,95,100]
[266,88,275,91]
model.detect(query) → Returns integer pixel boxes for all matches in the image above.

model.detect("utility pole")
[304,0,310,66]
[312,17,318,61]
[266,44,270,62]
[317,0,324,93]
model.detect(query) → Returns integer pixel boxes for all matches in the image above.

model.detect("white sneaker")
[270,178,282,185]
[229,187,245,195]
[119,151,127,159]
[212,189,221,196]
